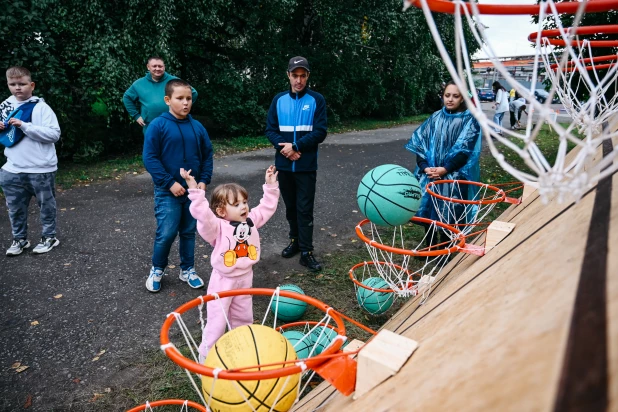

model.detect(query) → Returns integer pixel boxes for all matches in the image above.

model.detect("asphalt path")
[0,125,420,410]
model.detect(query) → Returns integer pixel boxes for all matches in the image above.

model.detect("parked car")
[534,89,560,104]
[477,88,495,102]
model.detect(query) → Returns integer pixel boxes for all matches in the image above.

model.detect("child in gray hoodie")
[0,66,61,256]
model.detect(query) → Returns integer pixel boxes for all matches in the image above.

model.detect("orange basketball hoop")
[406,0,618,14]
[161,288,347,380]
[159,288,369,409]
[529,25,618,48]
[404,0,618,203]
[425,180,520,237]
[127,399,207,412]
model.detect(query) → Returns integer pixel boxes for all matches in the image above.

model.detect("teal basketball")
[357,164,422,226]
[282,330,313,359]
[310,326,339,355]
[269,284,307,322]
[356,277,395,315]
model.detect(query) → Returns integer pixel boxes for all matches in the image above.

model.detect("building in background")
[472,55,548,89]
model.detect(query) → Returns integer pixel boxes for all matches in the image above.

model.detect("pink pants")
[199,270,253,358]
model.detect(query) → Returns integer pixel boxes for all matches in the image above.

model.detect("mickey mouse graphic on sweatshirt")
[224,219,258,267]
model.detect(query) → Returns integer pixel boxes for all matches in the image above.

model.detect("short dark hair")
[147,56,165,64]
[165,79,191,97]
[6,66,32,81]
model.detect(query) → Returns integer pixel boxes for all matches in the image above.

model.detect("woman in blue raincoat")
[405,81,482,242]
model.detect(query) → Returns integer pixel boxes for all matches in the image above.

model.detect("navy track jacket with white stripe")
[265,88,327,172]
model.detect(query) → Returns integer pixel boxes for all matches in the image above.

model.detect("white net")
[159,289,349,412]
[425,180,521,237]
[129,399,206,412]
[538,34,618,135]
[355,219,466,298]
[406,0,618,203]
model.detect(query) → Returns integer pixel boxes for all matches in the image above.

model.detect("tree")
[0,0,477,161]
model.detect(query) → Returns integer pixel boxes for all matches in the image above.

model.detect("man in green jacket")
[123,56,198,133]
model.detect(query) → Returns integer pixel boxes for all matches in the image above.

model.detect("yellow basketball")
[201,324,300,411]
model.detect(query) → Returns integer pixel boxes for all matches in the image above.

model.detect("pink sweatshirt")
[187,183,279,277]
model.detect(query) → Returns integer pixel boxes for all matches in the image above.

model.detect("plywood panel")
[298,173,617,411]
[608,183,618,412]
[297,122,618,410]
[317,189,600,411]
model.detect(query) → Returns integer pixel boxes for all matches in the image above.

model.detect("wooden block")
[343,339,365,357]
[485,220,516,253]
[522,183,537,203]
[354,329,419,399]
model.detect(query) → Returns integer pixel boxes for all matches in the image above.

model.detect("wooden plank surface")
[296,127,618,411]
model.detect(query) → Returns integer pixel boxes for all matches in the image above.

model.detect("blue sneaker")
[179,267,204,289]
[146,266,165,292]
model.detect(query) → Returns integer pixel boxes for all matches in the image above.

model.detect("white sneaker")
[6,239,30,256]
[146,267,165,292]
[179,267,205,289]
[32,237,59,254]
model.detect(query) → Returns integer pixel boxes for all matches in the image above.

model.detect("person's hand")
[265,165,278,184]
[278,142,296,157]
[288,152,301,161]
[8,118,22,128]
[197,182,206,191]
[0,122,5,130]
[136,116,145,127]
[170,182,186,196]
[425,167,447,180]
[179,168,197,189]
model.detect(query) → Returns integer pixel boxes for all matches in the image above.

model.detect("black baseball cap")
[288,56,310,72]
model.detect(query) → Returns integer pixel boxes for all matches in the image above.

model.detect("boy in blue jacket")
[143,79,213,292]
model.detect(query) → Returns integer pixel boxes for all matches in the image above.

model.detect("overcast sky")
[471,0,541,58]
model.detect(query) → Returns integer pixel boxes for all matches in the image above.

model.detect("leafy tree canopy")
[0,0,475,161]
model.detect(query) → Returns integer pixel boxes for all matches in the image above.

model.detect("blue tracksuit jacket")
[265,88,327,172]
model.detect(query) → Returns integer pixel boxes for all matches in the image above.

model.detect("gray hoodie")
[0,95,61,173]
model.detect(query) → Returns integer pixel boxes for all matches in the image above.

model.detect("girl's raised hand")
[265,165,278,184]
[180,168,198,189]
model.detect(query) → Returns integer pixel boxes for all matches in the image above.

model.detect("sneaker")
[6,239,30,256]
[281,238,300,258]
[32,237,60,254]
[299,251,322,271]
[146,266,165,292]
[179,267,204,289]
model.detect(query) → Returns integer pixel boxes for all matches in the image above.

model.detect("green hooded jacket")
[122,72,198,132]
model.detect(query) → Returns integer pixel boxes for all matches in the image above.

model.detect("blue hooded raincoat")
[404,107,482,223]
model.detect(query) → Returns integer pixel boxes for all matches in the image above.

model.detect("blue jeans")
[493,111,505,133]
[152,188,196,271]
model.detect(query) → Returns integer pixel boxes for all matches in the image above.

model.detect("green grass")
[329,114,432,134]
[37,116,431,190]
[55,154,145,188]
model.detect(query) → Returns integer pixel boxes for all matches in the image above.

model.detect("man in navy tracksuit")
[265,56,327,271]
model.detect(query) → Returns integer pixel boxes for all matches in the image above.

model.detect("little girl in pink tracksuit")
[181,166,279,359]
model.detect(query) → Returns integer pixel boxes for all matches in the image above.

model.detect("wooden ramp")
[294,129,618,411]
